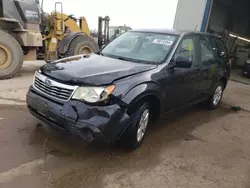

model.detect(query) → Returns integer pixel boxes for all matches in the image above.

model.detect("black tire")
[63,35,99,57]
[0,30,23,79]
[204,82,224,110]
[120,102,151,149]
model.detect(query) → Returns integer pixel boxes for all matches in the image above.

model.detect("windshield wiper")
[117,56,141,63]
[117,57,129,61]
[95,51,104,56]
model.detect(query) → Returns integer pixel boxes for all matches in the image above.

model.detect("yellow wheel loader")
[0,0,99,79]
[40,2,99,62]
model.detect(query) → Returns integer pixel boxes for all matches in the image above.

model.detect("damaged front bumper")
[26,87,131,144]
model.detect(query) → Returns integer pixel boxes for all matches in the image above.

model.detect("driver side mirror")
[174,56,192,68]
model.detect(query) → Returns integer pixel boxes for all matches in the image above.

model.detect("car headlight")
[72,85,116,103]
[246,60,250,64]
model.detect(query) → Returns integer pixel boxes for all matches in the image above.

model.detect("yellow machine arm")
[42,11,94,62]
[44,12,90,39]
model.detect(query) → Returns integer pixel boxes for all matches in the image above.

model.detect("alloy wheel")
[137,109,149,142]
[213,86,223,106]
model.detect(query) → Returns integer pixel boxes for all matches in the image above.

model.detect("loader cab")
[0,0,41,30]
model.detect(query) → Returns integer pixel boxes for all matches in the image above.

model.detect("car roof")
[131,28,183,35]
[130,28,221,38]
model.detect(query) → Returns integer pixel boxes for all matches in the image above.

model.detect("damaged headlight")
[72,85,116,103]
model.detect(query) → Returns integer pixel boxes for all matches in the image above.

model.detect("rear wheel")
[0,30,23,79]
[63,35,99,57]
[204,82,224,110]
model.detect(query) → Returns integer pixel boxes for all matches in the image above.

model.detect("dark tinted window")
[200,36,215,61]
[175,38,196,62]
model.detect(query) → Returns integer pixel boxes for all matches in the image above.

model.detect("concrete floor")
[230,68,250,85]
[0,62,250,188]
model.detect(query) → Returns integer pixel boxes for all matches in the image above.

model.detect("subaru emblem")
[45,78,52,87]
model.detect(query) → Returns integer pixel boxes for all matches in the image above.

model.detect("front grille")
[33,72,77,101]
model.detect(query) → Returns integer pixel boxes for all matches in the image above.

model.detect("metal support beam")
[201,0,214,32]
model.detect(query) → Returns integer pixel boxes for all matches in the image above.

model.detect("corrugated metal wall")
[173,0,208,31]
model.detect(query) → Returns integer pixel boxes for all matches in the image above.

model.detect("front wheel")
[120,102,151,149]
[204,82,224,110]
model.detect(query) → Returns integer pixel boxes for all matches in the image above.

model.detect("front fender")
[121,82,163,106]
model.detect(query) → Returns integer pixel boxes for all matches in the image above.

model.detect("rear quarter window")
[210,37,229,57]
[210,36,231,67]
[216,38,228,54]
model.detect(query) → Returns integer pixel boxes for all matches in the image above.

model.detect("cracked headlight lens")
[72,85,116,103]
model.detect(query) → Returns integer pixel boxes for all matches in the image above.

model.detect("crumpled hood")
[40,54,157,86]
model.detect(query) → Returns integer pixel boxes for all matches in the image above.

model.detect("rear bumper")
[26,87,131,144]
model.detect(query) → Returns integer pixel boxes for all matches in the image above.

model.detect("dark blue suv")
[26,29,231,149]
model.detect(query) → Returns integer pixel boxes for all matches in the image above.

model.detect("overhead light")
[229,34,250,43]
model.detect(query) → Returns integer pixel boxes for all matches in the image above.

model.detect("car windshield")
[101,31,178,64]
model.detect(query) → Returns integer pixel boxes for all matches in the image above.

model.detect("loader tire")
[0,30,23,79]
[63,35,99,57]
